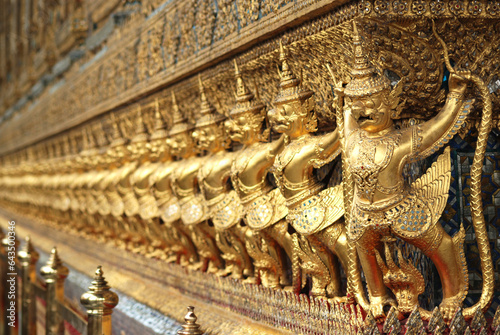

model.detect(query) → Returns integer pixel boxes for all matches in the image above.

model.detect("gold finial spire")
[110,113,121,139]
[172,90,180,114]
[18,236,39,265]
[177,306,203,335]
[230,60,264,117]
[86,127,96,149]
[195,75,225,128]
[109,113,128,148]
[63,136,70,156]
[344,21,390,97]
[198,74,215,116]
[151,98,168,140]
[88,266,111,292]
[40,247,69,283]
[81,266,119,321]
[277,40,300,90]
[81,128,89,151]
[47,247,64,269]
[351,21,371,76]
[80,127,98,158]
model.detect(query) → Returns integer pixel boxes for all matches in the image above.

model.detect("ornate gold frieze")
[2,2,500,157]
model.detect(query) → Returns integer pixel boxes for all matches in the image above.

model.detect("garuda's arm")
[309,128,341,169]
[411,73,473,161]
[266,134,286,159]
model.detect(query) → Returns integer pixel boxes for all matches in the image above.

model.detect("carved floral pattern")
[449,0,465,16]
[411,0,427,15]
[374,0,390,15]
[430,0,446,15]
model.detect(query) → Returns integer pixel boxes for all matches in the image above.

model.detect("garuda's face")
[225,112,262,145]
[128,141,149,160]
[108,145,128,162]
[149,138,167,160]
[167,131,192,158]
[192,124,223,153]
[349,92,393,133]
[268,100,305,135]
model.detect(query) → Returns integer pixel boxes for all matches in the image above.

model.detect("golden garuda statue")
[269,42,348,299]
[101,113,135,245]
[149,93,192,262]
[129,99,171,257]
[156,93,199,266]
[194,76,253,279]
[120,106,153,251]
[225,60,289,288]
[332,22,494,322]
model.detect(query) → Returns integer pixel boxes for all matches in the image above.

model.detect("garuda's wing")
[411,146,451,223]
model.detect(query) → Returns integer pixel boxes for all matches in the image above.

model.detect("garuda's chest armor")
[349,129,403,205]
[171,157,201,200]
[273,136,323,207]
[171,157,208,225]
[231,144,271,204]
[199,152,244,230]
[348,129,452,249]
[231,143,287,231]
[100,166,127,218]
[198,153,232,206]
[113,162,139,217]
[132,161,161,220]
[150,161,178,223]
[272,135,343,236]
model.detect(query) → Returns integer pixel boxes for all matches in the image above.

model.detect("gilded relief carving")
[163,8,179,68]
[268,42,349,299]
[331,21,493,322]
[236,0,260,28]
[226,60,290,288]
[214,0,238,41]
[195,0,216,50]
[148,19,166,78]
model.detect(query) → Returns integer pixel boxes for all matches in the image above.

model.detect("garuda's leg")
[354,228,396,322]
[245,229,284,288]
[399,223,467,321]
[314,221,349,299]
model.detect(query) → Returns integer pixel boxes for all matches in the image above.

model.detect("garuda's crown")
[109,113,128,148]
[229,60,265,117]
[195,75,226,128]
[150,98,169,140]
[168,91,193,136]
[130,105,149,144]
[273,41,313,105]
[344,22,390,97]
